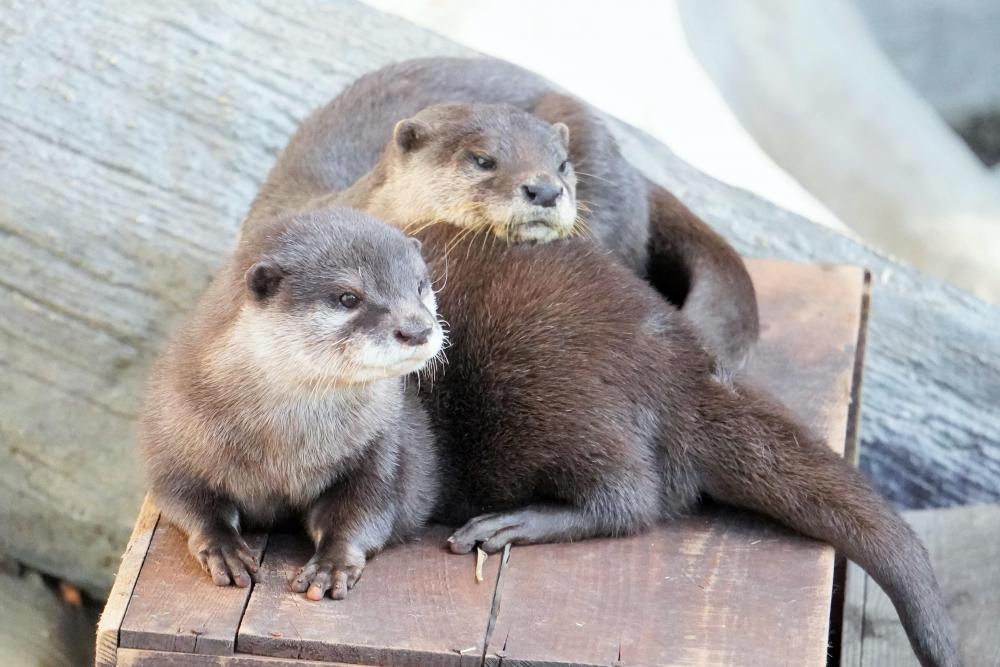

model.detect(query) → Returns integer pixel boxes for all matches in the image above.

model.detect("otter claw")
[449,512,525,554]
[291,550,366,600]
[196,541,258,588]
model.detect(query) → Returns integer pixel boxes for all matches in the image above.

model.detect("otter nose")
[522,183,563,208]
[394,322,433,346]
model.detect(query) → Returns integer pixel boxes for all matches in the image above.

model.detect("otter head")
[241,208,443,387]
[387,103,577,243]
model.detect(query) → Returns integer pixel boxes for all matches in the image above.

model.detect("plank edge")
[96,496,160,667]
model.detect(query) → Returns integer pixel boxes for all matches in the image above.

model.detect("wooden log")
[841,504,1000,667]
[1,0,997,598]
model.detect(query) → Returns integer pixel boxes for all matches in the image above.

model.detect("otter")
[247,57,758,377]
[259,101,957,664]
[419,224,958,667]
[140,209,443,600]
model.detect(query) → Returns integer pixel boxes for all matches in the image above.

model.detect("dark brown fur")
[246,57,758,376]
[415,225,958,667]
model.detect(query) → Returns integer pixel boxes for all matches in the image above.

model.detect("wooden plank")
[119,522,266,656]
[840,562,868,667]
[742,261,866,455]
[238,529,497,666]
[842,504,1000,667]
[486,261,866,666]
[490,510,834,667]
[96,496,159,667]
[116,647,356,666]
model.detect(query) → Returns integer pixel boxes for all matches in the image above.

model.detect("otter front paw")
[290,543,366,601]
[448,511,530,554]
[189,532,259,588]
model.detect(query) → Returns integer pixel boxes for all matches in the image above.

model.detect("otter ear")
[245,261,284,301]
[553,122,570,148]
[409,237,422,252]
[393,118,430,153]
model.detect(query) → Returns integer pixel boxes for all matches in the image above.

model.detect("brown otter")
[258,100,957,664]
[140,209,443,600]
[247,57,758,377]
[419,224,958,667]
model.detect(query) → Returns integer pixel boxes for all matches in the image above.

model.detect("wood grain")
[2,0,995,598]
[485,261,866,666]
[119,522,266,656]
[489,510,834,667]
[116,647,356,666]
[95,496,160,667]
[238,529,497,666]
[842,504,1000,667]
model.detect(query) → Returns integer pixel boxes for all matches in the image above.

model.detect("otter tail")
[691,384,960,667]
[645,181,759,380]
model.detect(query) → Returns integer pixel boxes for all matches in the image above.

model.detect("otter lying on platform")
[258,99,957,664]
[248,57,758,378]
[140,210,443,600]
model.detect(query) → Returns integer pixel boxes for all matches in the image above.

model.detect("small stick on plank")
[475,547,487,583]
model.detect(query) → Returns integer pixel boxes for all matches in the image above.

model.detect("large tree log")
[0,0,997,596]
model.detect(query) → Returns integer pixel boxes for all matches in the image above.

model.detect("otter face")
[388,103,578,243]
[242,211,444,387]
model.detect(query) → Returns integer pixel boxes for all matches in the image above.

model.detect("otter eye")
[559,160,569,174]
[471,154,496,171]
[338,292,361,309]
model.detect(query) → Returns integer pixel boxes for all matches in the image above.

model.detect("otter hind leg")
[447,504,628,554]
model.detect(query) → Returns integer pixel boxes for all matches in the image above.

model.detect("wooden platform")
[97,259,870,667]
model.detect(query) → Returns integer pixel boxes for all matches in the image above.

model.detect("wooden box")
[97,260,870,667]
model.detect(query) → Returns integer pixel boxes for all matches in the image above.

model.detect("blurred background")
[1,1,998,664]
[368,0,1000,303]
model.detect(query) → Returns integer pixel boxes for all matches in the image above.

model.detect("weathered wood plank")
[486,261,865,665]
[96,496,160,667]
[741,261,866,455]
[842,504,1000,667]
[238,529,497,666]
[841,563,868,667]
[1,0,996,597]
[117,647,356,666]
[119,523,266,656]
[489,511,834,667]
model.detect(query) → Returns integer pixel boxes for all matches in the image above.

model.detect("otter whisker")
[574,170,615,186]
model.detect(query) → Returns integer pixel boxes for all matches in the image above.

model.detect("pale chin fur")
[354,322,444,382]
[490,195,577,243]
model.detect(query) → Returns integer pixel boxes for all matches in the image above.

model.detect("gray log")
[0,0,997,596]
[0,569,97,667]
[842,504,1000,666]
